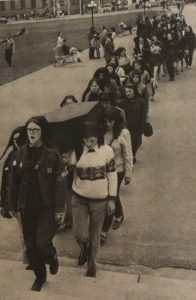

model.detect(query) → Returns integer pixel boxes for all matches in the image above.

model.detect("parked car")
[0,17,8,24]
[102,3,113,12]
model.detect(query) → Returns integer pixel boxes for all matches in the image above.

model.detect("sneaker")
[112,216,124,230]
[31,278,46,292]
[78,242,88,266]
[86,269,96,277]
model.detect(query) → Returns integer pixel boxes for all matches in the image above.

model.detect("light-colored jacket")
[106,128,133,177]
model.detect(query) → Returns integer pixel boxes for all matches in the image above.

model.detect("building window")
[10,1,16,10]
[31,0,36,8]
[20,0,26,9]
[0,1,5,11]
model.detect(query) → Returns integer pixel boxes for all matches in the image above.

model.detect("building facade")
[0,0,114,17]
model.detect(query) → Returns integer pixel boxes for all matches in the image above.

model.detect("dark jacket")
[8,144,66,213]
[120,96,147,135]
[184,32,196,51]
[0,150,15,211]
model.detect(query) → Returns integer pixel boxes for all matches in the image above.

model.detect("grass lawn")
[0,10,160,86]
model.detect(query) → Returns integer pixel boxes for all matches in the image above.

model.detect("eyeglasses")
[27,128,41,134]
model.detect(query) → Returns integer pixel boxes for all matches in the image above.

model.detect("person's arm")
[106,146,117,215]
[120,129,133,180]
[53,150,67,214]
[106,146,117,198]
[8,151,20,213]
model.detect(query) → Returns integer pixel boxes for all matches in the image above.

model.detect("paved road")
[0,4,196,270]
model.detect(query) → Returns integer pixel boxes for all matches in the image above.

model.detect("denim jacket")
[8,144,67,213]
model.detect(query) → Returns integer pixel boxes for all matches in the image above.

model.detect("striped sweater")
[70,145,117,199]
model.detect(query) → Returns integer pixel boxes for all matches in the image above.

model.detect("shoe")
[112,216,124,230]
[133,157,137,164]
[100,232,107,245]
[78,242,88,266]
[78,58,82,62]
[86,270,96,277]
[31,278,46,292]
[25,265,33,270]
[64,222,72,231]
[50,256,59,275]
[169,78,175,81]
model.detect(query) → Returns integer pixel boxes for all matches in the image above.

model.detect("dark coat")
[0,150,15,211]
[8,144,66,213]
[119,96,147,155]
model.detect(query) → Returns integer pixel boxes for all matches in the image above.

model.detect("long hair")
[82,122,104,147]
[0,126,25,160]
[102,106,124,139]
[93,67,111,89]
[25,116,49,145]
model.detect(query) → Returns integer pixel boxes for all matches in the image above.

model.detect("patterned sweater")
[71,145,117,199]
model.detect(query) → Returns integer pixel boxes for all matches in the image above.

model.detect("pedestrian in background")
[1,33,15,67]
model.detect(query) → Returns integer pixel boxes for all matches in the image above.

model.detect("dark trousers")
[131,132,142,157]
[165,59,175,80]
[89,46,95,59]
[115,172,125,219]
[185,49,194,66]
[5,49,13,67]
[20,208,56,280]
[102,172,124,232]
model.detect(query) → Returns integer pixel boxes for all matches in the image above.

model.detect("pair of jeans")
[72,193,108,273]
[20,208,56,280]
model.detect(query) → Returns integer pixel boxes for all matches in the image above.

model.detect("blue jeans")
[72,193,108,273]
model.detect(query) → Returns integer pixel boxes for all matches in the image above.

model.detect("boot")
[78,242,89,266]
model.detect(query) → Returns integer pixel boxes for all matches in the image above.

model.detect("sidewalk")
[1,258,196,299]
[0,34,133,155]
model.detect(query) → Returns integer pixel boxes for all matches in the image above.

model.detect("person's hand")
[107,199,115,216]
[124,177,131,185]
[55,213,65,226]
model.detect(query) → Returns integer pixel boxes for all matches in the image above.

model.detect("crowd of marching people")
[0,8,195,293]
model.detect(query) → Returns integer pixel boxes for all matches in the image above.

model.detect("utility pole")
[88,1,97,27]
[67,0,70,15]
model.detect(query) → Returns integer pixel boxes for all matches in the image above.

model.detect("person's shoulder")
[100,144,114,154]
[45,145,61,158]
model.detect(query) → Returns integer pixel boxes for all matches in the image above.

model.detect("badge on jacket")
[47,167,53,173]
